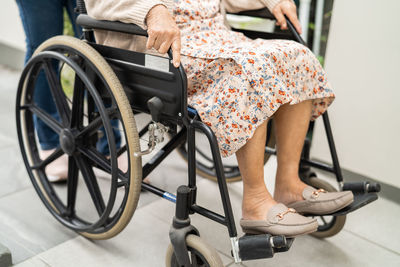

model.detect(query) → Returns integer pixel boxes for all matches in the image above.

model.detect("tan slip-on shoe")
[287,186,354,215]
[240,203,318,237]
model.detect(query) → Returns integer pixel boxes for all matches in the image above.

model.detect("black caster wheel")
[301,173,346,238]
[166,235,223,267]
[177,121,276,183]
[16,36,142,239]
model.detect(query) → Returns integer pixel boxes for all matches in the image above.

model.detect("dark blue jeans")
[16,0,120,155]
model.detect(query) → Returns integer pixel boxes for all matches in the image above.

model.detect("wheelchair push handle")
[284,15,307,46]
[227,8,307,46]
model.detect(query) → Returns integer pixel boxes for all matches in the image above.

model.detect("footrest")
[236,234,294,261]
[328,192,378,217]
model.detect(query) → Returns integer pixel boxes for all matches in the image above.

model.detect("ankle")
[275,170,305,189]
[274,180,307,205]
[242,190,277,220]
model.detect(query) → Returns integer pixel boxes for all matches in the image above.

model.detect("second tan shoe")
[240,203,318,237]
[287,186,354,215]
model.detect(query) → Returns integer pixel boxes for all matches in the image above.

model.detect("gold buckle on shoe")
[312,188,327,198]
[276,208,297,220]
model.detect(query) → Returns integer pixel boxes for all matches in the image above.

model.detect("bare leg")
[236,121,277,220]
[236,100,313,219]
[273,100,313,204]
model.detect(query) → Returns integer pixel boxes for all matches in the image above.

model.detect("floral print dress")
[174,0,335,157]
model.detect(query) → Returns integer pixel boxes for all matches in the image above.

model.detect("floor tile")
[14,196,235,267]
[0,66,20,149]
[240,231,400,267]
[13,257,50,267]
[0,65,30,198]
[0,188,77,264]
[342,196,400,253]
[0,145,31,198]
[0,231,35,266]
[15,207,174,267]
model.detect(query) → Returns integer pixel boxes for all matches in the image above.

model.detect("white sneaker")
[40,149,68,183]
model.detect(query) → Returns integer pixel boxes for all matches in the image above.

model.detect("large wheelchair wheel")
[177,121,276,182]
[165,235,223,267]
[16,36,142,239]
[301,173,346,238]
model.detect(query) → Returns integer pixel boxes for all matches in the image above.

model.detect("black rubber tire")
[307,177,347,238]
[165,235,223,267]
[16,36,142,240]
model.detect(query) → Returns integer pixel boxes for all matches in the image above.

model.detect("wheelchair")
[15,1,381,265]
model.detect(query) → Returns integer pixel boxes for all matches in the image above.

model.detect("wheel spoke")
[320,216,328,225]
[67,156,79,216]
[117,180,128,188]
[29,105,63,134]
[70,74,85,129]
[78,147,128,182]
[75,154,106,217]
[31,147,64,170]
[42,60,71,126]
[78,115,103,137]
[77,107,118,138]
[116,145,127,157]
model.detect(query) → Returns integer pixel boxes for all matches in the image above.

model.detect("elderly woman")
[84,0,354,237]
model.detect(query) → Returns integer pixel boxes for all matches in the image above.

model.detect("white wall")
[0,1,25,51]
[311,0,400,188]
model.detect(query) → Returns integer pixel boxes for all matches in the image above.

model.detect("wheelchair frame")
[15,1,381,265]
[76,14,242,263]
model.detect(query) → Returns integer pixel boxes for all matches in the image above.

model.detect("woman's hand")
[272,0,302,34]
[145,4,181,67]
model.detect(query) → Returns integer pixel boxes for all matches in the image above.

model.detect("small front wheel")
[165,235,223,267]
[305,176,347,238]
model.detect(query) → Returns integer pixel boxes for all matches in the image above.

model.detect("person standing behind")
[16,0,122,182]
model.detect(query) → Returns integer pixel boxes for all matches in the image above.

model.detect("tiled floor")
[0,65,399,267]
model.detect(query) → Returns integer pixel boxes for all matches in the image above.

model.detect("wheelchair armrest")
[227,8,275,20]
[76,14,148,37]
[227,8,306,46]
[76,14,179,61]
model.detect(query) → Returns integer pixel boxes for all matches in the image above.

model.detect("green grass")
[61,9,75,98]
[63,9,74,37]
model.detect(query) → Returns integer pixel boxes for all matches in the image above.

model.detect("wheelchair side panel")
[90,43,186,120]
